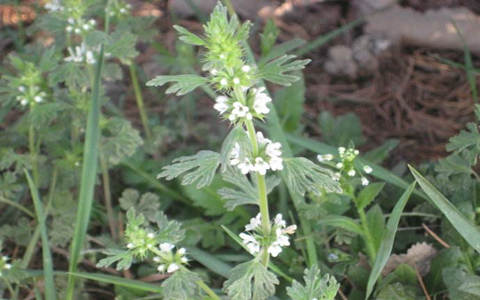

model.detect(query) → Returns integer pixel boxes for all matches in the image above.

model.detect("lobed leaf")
[157,150,220,189]
[286,264,339,300]
[282,157,341,196]
[173,25,206,46]
[258,55,310,86]
[146,74,208,96]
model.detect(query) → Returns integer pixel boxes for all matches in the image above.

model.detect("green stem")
[100,155,117,240]
[4,278,15,299]
[29,125,39,185]
[222,0,236,16]
[196,280,221,300]
[129,63,152,141]
[0,196,34,218]
[358,208,376,262]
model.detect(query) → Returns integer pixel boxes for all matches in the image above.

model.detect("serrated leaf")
[356,182,385,211]
[118,189,160,222]
[258,55,310,86]
[219,167,280,211]
[146,74,207,96]
[173,25,206,46]
[260,19,279,56]
[286,264,339,300]
[223,261,279,300]
[100,118,143,166]
[162,269,201,300]
[154,211,185,244]
[106,30,138,62]
[157,150,220,188]
[283,157,341,196]
[96,249,133,271]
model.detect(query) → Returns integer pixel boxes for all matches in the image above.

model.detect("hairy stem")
[129,63,152,141]
[28,125,39,185]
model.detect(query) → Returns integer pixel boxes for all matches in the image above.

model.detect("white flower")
[230,102,251,120]
[45,0,64,12]
[239,233,260,254]
[167,263,180,273]
[153,256,161,263]
[238,158,254,174]
[220,53,226,59]
[220,78,228,86]
[253,157,270,175]
[34,95,43,103]
[157,264,165,272]
[126,243,134,249]
[274,214,286,227]
[178,248,186,255]
[252,87,271,115]
[266,142,282,158]
[347,169,356,177]
[333,172,341,181]
[159,242,175,252]
[213,95,229,114]
[354,149,360,155]
[229,143,241,166]
[336,162,343,169]
[256,131,270,145]
[233,77,240,85]
[65,43,96,65]
[245,213,261,231]
[147,232,155,239]
[18,86,25,92]
[268,244,283,257]
[361,177,369,186]
[210,68,218,75]
[181,257,188,263]
[363,165,373,174]
[317,154,333,162]
[242,65,251,72]
[4,264,11,270]
[269,157,283,171]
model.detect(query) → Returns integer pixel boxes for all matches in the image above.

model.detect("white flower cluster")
[229,132,283,175]
[240,213,296,257]
[213,86,272,122]
[16,85,46,107]
[317,147,372,186]
[66,17,96,34]
[106,2,131,17]
[45,0,64,12]
[153,243,188,274]
[65,43,96,65]
[0,255,12,277]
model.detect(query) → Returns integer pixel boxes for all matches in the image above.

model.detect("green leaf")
[186,247,231,278]
[286,264,339,300]
[366,205,385,253]
[157,150,220,188]
[318,111,365,147]
[443,267,480,300]
[162,269,201,300]
[100,118,143,166]
[258,55,310,86]
[66,46,105,299]
[96,249,133,271]
[25,170,56,300]
[146,74,208,95]
[259,38,305,65]
[260,19,279,56]
[173,25,206,46]
[223,260,279,300]
[274,75,305,132]
[356,182,385,211]
[70,272,162,293]
[376,282,418,300]
[365,182,415,300]
[318,216,363,236]
[118,189,160,222]
[219,167,280,210]
[283,157,341,196]
[409,165,480,253]
[153,211,185,244]
[106,30,139,62]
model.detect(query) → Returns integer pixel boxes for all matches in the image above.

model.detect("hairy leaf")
[286,264,339,300]
[258,55,310,86]
[97,249,133,271]
[283,157,341,196]
[173,25,205,46]
[118,189,160,223]
[223,261,279,300]
[146,74,207,96]
[162,269,201,300]
[100,118,143,166]
[157,150,220,188]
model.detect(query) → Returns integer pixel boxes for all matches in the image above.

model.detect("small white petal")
[159,243,175,252]
[363,165,373,174]
[167,263,180,273]
[361,177,369,186]
[157,264,165,272]
[242,65,251,72]
[347,169,356,177]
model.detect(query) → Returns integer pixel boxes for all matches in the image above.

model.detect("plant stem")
[246,119,271,266]
[357,208,376,262]
[100,155,117,240]
[29,125,39,185]
[0,196,34,218]
[129,63,152,141]
[4,278,15,299]
[196,280,221,300]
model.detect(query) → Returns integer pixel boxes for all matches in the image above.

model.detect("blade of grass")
[409,165,480,253]
[66,46,105,300]
[69,272,162,293]
[25,170,56,300]
[451,21,478,103]
[365,182,416,299]
[186,247,232,278]
[221,225,292,282]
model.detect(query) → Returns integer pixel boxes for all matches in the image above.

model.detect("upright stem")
[100,155,117,240]
[28,125,39,185]
[196,280,221,300]
[246,119,271,266]
[129,63,152,141]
